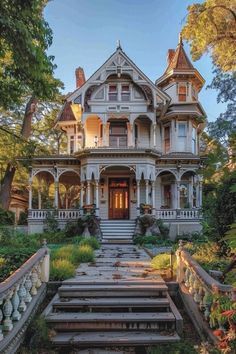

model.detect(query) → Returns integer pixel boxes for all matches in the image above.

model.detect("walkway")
[44,244,182,353]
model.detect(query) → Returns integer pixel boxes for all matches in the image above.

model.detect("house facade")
[28,38,205,238]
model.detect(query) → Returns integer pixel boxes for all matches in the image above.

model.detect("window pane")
[179,85,187,102]
[178,124,186,137]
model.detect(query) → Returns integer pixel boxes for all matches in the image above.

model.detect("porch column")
[199,179,203,208]
[153,123,157,148]
[38,179,42,209]
[29,179,32,209]
[80,183,84,208]
[145,180,149,204]
[189,176,194,208]
[95,181,99,216]
[86,181,91,204]
[176,181,181,209]
[54,179,59,209]
[136,180,140,215]
[151,181,155,210]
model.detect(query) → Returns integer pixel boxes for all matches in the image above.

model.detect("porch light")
[94,136,98,147]
[176,161,182,170]
[132,179,137,196]
[100,178,105,198]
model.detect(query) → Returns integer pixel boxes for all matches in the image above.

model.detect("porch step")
[51,331,180,347]
[100,220,135,244]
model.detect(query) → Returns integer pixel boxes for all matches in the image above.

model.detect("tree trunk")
[0,96,38,209]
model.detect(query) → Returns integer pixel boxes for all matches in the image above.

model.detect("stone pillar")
[86,181,91,204]
[95,181,99,216]
[199,179,203,208]
[145,180,149,204]
[153,123,157,148]
[80,183,84,208]
[136,180,140,216]
[127,123,134,147]
[29,179,32,209]
[189,176,194,208]
[54,179,59,209]
[151,181,155,210]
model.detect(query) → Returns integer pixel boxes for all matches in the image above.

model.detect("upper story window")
[192,127,197,154]
[178,122,187,150]
[108,85,118,101]
[192,85,198,101]
[178,84,187,102]
[121,85,130,101]
[109,122,127,147]
[70,135,74,154]
[164,126,170,154]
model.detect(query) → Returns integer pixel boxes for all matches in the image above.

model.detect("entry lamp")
[132,179,137,196]
[94,136,98,147]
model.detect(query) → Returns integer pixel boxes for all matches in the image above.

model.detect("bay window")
[192,127,197,154]
[108,85,118,101]
[178,122,187,151]
[121,85,130,101]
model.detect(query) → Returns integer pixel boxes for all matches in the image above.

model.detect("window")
[163,185,171,208]
[109,122,127,147]
[70,136,74,154]
[178,123,187,151]
[178,85,187,102]
[180,183,189,208]
[192,85,197,101]
[108,85,117,101]
[164,126,170,154]
[192,127,197,154]
[121,85,130,101]
[134,124,138,146]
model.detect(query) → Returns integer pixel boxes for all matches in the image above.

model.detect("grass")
[151,253,176,271]
[50,259,76,281]
[79,236,100,250]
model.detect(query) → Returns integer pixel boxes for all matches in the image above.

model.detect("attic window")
[178,85,187,102]
[108,85,117,101]
[192,86,197,101]
[121,85,130,101]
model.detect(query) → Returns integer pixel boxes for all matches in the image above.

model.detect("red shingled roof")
[58,102,76,122]
[165,36,194,74]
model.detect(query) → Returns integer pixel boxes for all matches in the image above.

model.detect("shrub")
[18,211,28,225]
[0,207,14,225]
[156,219,169,238]
[151,253,176,271]
[43,211,59,233]
[52,245,74,261]
[192,242,229,272]
[149,340,198,354]
[50,259,75,281]
[79,236,100,250]
[73,245,94,263]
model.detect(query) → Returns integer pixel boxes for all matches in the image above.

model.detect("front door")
[109,179,129,219]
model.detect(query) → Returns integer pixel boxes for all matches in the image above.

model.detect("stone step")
[53,297,170,311]
[101,240,133,245]
[46,312,176,331]
[58,284,168,298]
[62,279,165,286]
[102,234,133,238]
[51,330,180,347]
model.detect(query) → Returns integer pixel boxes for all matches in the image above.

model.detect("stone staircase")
[100,219,135,244]
[44,244,183,350]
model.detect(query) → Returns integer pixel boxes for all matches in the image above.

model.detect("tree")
[0,0,62,109]
[182,0,236,72]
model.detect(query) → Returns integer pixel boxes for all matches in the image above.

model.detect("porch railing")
[155,208,202,220]
[28,209,81,220]
[0,244,50,353]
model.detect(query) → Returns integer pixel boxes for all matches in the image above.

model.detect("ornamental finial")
[116,39,122,50]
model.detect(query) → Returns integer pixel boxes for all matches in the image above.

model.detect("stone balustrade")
[0,244,50,353]
[156,208,202,220]
[176,241,235,341]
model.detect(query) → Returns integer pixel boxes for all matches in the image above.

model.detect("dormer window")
[108,85,117,101]
[121,85,130,101]
[178,84,187,102]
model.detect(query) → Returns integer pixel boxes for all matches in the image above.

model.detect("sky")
[44,0,225,122]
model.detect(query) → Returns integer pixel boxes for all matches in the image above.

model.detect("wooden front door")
[109,179,129,219]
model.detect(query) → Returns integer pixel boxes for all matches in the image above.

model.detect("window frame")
[178,84,187,102]
[108,84,118,101]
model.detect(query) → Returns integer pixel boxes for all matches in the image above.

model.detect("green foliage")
[0,247,37,282]
[134,235,173,247]
[151,253,176,271]
[18,211,28,225]
[50,258,75,281]
[192,242,229,271]
[79,237,100,250]
[0,207,14,225]
[74,245,95,263]
[43,211,59,233]
[156,218,169,238]
[224,269,236,288]
[223,220,236,249]
[148,340,198,354]
[182,0,236,72]
[0,0,62,109]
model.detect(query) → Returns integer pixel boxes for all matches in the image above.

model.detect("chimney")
[75,67,85,88]
[167,49,175,65]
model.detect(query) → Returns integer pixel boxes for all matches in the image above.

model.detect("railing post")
[176,240,185,283]
[41,240,50,283]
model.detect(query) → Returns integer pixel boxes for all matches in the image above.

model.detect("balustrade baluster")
[24,276,32,303]
[0,300,3,341]
[12,285,21,321]
[18,281,27,312]
[193,279,201,303]
[3,292,13,331]
[184,268,190,288]
[203,289,212,321]
[189,272,195,295]
[30,269,38,296]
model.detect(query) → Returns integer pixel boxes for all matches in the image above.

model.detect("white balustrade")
[156,209,201,220]
[0,245,50,349]
[28,209,81,220]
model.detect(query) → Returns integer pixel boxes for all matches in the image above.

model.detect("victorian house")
[28,37,205,238]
